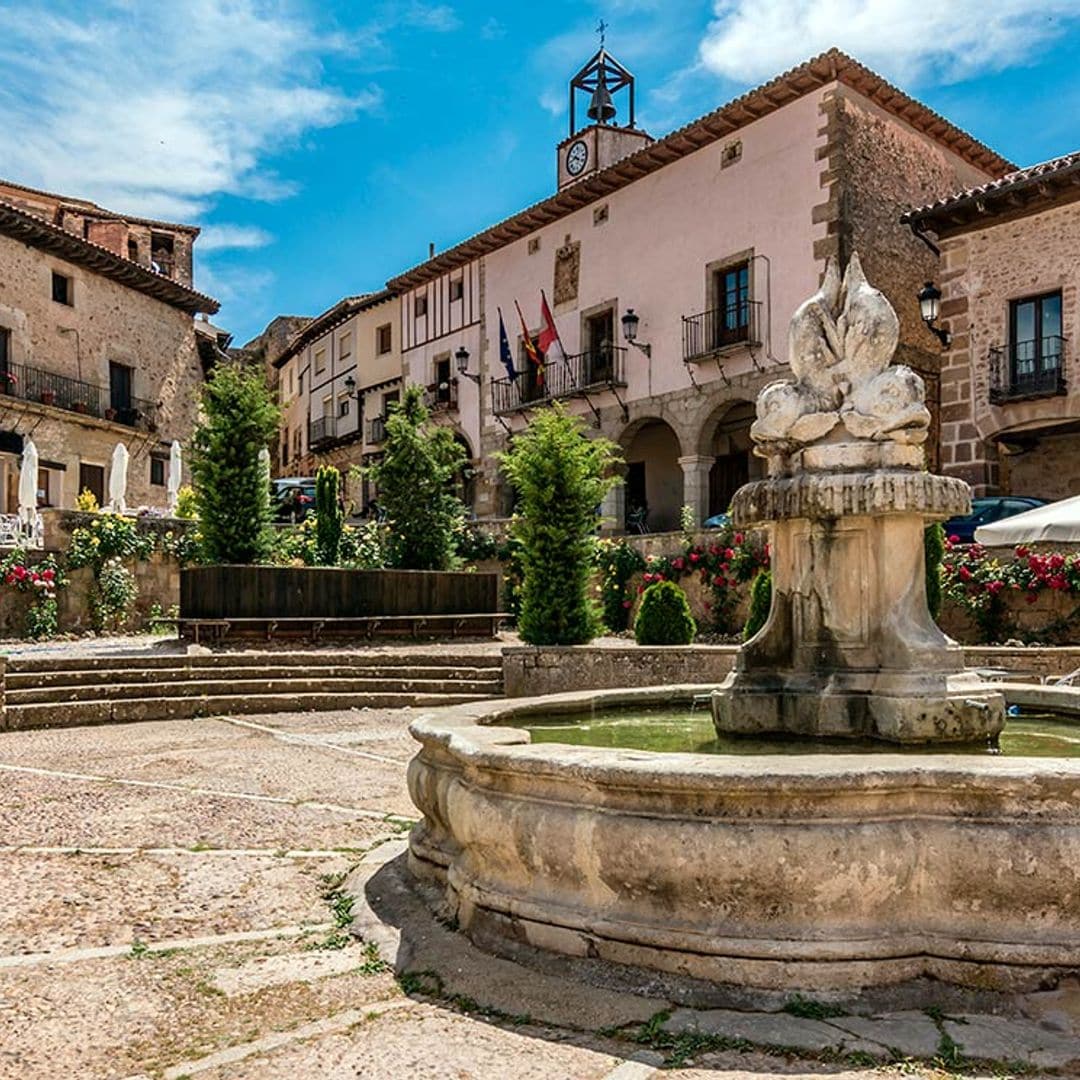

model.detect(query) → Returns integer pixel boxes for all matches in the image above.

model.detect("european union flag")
[497,308,517,381]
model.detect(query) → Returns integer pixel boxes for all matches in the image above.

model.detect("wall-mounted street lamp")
[918,281,951,349]
[455,345,481,385]
[621,308,651,357]
[343,374,358,398]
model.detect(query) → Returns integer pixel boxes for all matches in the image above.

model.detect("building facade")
[903,154,1080,501]
[0,179,217,511]
[275,292,401,512]
[385,49,1007,531]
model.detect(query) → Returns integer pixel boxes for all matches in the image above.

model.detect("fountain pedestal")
[713,463,1005,742]
[712,254,1005,743]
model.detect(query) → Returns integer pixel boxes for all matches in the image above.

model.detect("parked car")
[942,496,1047,544]
[271,477,316,522]
[703,512,731,530]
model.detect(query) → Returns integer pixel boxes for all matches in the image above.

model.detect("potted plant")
[73,401,88,414]
[104,407,117,421]
[40,388,55,406]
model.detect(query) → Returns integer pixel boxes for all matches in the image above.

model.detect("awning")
[974,495,1080,546]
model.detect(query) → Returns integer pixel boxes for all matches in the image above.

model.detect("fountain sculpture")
[713,254,1004,742]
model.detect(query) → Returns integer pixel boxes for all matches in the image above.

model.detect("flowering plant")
[0,550,66,638]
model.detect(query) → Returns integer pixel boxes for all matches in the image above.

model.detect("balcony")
[424,378,459,412]
[491,345,627,415]
[989,337,1067,404]
[309,415,338,448]
[367,414,388,445]
[682,300,763,362]
[0,361,157,431]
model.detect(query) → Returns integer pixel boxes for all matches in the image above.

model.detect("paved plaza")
[0,684,1076,1079]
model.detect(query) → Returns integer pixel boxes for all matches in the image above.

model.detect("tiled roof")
[387,48,1013,292]
[902,151,1080,233]
[0,197,218,314]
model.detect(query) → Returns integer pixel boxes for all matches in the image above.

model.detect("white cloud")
[197,224,274,253]
[0,0,382,221]
[699,1,1080,85]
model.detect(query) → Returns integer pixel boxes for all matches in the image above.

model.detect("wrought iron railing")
[989,336,1067,403]
[424,378,459,411]
[491,344,627,415]
[367,414,388,445]
[309,416,337,447]
[0,360,157,430]
[682,300,763,361]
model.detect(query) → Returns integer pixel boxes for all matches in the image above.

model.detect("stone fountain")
[713,254,1004,743]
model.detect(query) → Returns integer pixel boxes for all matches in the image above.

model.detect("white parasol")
[975,494,1080,546]
[167,439,182,512]
[109,442,129,513]
[18,438,38,529]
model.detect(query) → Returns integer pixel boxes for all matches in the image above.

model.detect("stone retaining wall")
[504,644,1080,697]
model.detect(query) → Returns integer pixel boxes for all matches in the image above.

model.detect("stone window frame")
[704,248,755,315]
[313,346,327,376]
[338,330,353,364]
[149,454,168,487]
[376,323,392,355]
[578,296,620,381]
[51,270,73,307]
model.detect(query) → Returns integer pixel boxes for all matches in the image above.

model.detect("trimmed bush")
[315,465,344,566]
[498,404,621,645]
[634,580,696,645]
[743,568,772,641]
[924,522,944,622]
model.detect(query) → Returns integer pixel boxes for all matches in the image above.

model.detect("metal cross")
[596,18,607,47]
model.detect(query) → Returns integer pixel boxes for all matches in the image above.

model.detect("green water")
[524,706,1080,757]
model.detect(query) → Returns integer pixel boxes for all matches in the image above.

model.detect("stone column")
[678,455,714,526]
[601,483,625,535]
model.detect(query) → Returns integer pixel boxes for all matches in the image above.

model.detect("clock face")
[566,140,589,176]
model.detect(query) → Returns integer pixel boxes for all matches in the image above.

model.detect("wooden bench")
[179,613,509,644]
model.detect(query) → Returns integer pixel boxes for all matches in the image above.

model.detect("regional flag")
[497,308,517,381]
[514,299,544,387]
[538,290,567,368]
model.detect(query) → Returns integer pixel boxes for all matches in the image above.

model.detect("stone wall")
[939,586,1080,645]
[936,200,1080,497]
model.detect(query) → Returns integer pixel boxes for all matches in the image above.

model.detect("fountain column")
[712,255,1004,743]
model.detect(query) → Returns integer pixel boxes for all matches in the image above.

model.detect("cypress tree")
[315,465,343,566]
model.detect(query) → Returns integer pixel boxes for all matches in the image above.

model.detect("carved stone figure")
[750,253,930,471]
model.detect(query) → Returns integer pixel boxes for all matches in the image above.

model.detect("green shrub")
[924,522,944,622]
[743,569,772,641]
[174,485,198,520]
[498,404,621,645]
[314,466,343,566]
[91,556,138,632]
[190,363,279,564]
[366,386,467,570]
[634,580,696,645]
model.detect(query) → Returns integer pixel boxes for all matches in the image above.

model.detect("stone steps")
[5,691,501,731]
[1,649,506,731]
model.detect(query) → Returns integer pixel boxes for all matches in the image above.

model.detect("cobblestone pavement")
[0,695,1070,1079]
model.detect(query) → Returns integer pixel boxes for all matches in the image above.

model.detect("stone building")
[274,291,401,512]
[385,48,1009,530]
[902,153,1080,500]
[0,178,217,510]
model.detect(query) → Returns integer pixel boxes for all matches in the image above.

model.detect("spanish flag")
[514,299,544,387]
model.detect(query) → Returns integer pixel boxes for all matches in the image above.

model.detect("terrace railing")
[491,344,627,415]
[0,360,157,431]
[989,336,1067,403]
[682,300,763,362]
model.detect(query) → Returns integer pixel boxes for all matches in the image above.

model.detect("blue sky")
[1,1,1079,343]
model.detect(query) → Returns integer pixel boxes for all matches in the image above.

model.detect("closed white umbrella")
[974,494,1080,546]
[18,438,38,529]
[109,442,129,513]
[167,439,182,512]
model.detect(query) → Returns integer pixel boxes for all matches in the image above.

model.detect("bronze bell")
[587,83,616,124]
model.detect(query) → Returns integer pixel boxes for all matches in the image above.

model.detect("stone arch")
[618,416,685,532]
[452,431,477,511]
[694,399,762,518]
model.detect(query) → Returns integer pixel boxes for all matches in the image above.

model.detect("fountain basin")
[408,685,1080,996]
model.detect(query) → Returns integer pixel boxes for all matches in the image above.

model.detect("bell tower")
[557,25,652,190]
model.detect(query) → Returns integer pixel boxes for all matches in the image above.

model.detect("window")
[287,369,294,397]
[314,348,326,375]
[339,332,352,362]
[583,307,615,384]
[52,272,72,306]
[338,395,350,417]
[449,277,464,302]
[414,294,428,317]
[298,370,304,395]
[282,433,290,466]
[293,426,302,459]
[322,395,333,418]
[150,456,167,486]
[1009,291,1063,389]
[382,389,399,417]
[150,232,175,277]
[78,463,105,506]
[109,362,133,418]
[376,324,392,355]
[434,356,452,404]
[712,261,750,348]
[127,238,139,262]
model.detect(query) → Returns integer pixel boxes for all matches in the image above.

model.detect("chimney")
[429,241,436,259]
